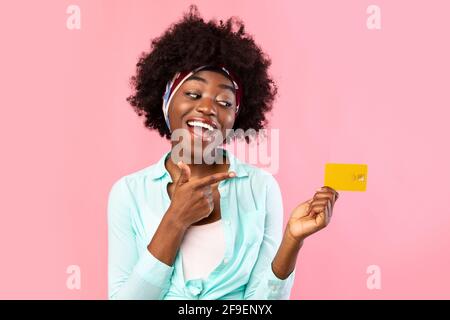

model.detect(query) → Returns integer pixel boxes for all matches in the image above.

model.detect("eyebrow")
[185,75,236,94]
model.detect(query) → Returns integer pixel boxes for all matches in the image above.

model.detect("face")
[167,70,237,162]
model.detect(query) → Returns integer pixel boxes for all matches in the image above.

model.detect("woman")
[108,6,339,300]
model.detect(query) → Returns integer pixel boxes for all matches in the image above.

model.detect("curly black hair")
[126,5,277,143]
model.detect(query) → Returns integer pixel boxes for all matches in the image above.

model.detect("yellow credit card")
[324,163,368,191]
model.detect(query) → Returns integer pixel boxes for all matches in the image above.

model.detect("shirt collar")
[148,147,248,180]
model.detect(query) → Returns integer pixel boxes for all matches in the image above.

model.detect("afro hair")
[126,5,277,143]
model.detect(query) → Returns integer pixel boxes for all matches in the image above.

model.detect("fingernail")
[229,172,236,177]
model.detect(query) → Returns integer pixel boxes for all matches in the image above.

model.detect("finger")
[195,171,236,188]
[204,186,213,200]
[326,199,332,219]
[323,201,331,224]
[314,187,339,204]
[309,204,328,227]
[305,198,314,215]
[313,192,335,205]
[310,199,330,207]
[202,185,213,196]
[177,161,191,185]
[316,186,339,200]
[206,195,214,207]
[207,196,214,214]
[308,204,327,217]
[317,186,339,201]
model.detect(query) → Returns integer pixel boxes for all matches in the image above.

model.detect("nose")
[195,96,217,116]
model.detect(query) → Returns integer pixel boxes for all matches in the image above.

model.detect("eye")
[217,100,232,108]
[185,92,200,99]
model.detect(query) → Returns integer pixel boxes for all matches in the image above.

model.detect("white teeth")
[187,120,215,131]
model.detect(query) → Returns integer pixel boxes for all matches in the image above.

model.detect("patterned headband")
[162,65,242,132]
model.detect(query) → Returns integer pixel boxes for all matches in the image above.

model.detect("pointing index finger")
[194,171,236,188]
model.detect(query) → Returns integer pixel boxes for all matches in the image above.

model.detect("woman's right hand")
[166,161,236,229]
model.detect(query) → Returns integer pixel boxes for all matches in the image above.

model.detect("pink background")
[0,0,449,299]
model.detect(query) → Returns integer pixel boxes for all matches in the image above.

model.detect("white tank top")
[180,219,226,281]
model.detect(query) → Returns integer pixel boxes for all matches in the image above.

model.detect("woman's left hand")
[286,186,340,244]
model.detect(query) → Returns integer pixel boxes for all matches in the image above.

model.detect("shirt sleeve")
[243,174,296,300]
[108,177,175,300]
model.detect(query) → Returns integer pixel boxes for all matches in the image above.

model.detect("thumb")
[291,198,314,219]
[305,198,314,215]
[176,161,191,185]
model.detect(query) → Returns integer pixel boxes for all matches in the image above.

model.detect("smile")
[187,120,215,131]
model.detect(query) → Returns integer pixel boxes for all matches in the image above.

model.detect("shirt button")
[223,258,229,264]
[187,281,203,296]
[224,220,230,226]
[270,284,280,292]
[190,287,202,296]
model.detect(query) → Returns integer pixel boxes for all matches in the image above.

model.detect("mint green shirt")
[108,148,296,299]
